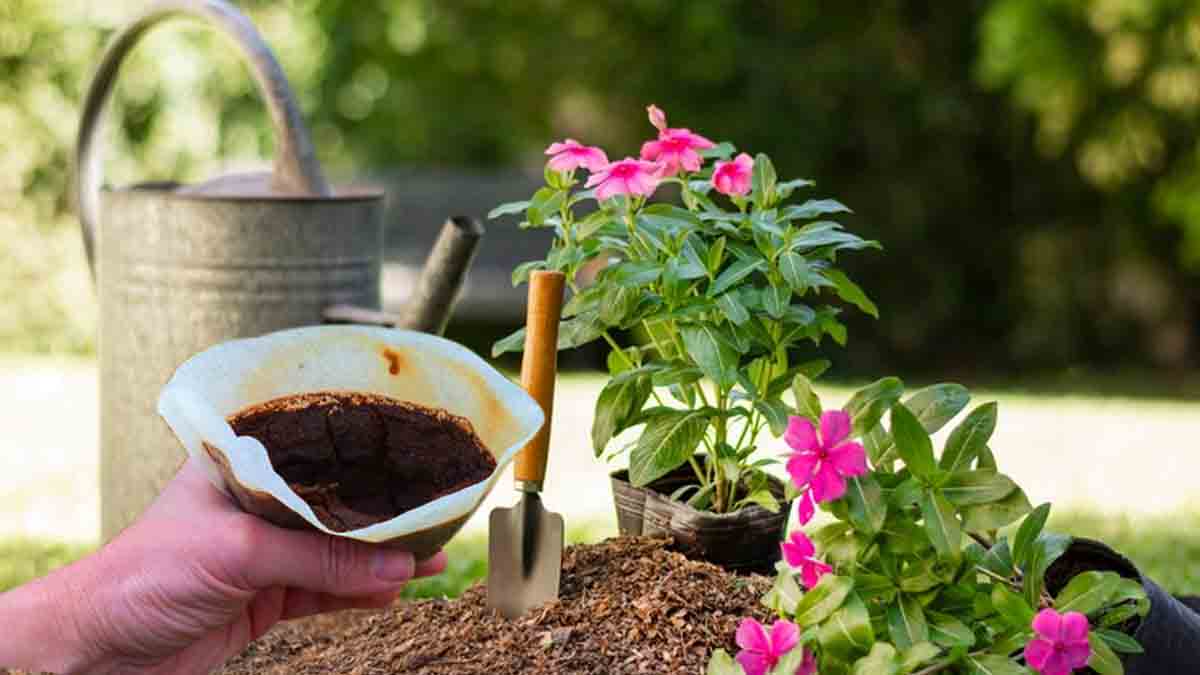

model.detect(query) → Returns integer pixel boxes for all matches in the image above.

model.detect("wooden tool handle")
[514,271,565,487]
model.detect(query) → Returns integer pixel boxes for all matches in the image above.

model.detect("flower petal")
[788,531,815,559]
[1038,650,1072,675]
[736,618,770,654]
[800,561,831,590]
[827,441,868,477]
[810,463,847,502]
[1032,609,1063,641]
[1064,641,1092,670]
[647,104,667,131]
[819,410,852,446]
[1060,611,1089,643]
[735,650,770,675]
[786,452,818,489]
[800,649,817,675]
[640,140,664,161]
[768,620,800,657]
[1023,638,1054,670]
[795,491,815,525]
[784,416,819,452]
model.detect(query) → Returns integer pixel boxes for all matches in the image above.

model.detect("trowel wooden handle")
[514,271,565,487]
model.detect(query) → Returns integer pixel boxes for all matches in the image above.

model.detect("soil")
[229,391,496,531]
[218,536,772,674]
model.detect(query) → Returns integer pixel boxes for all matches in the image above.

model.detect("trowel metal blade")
[486,492,564,619]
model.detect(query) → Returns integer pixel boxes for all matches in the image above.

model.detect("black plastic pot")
[1046,538,1200,673]
[610,463,792,573]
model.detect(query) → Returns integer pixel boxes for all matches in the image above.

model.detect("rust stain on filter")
[448,358,513,451]
[381,347,406,375]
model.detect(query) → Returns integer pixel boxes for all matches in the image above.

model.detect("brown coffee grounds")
[229,391,496,531]
[217,537,773,674]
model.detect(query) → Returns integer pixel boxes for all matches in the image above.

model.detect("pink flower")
[638,105,715,176]
[647,104,667,131]
[544,139,608,172]
[584,157,663,201]
[780,531,833,590]
[712,152,754,196]
[795,489,816,525]
[735,618,814,675]
[784,410,868,503]
[1025,609,1091,675]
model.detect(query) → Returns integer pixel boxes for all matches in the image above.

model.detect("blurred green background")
[4,0,1200,378]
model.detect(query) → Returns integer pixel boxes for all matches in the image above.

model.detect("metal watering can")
[76,0,482,541]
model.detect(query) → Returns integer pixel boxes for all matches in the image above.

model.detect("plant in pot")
[489,105,880,570]
[704,380,1182,675]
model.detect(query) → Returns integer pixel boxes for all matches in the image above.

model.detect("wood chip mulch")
[219,536,773,674]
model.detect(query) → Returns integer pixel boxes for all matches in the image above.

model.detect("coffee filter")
[157,325,543,552]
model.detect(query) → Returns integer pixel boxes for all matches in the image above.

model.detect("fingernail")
[372,550,414,582]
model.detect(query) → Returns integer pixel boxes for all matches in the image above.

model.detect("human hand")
[0,457,445,674]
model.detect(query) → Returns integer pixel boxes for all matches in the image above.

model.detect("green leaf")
[591,373,651,457]
[628,409,711,486]
[792,373,823,422]
[609,261,664,287]
[942,471,1018,506]
[1095,628,1144,654]
[770,648,812,675]
[892,404,938,480]
[511,260,546,286]
[752,152,777,206]
[928,611,976,648]
[991,585,1036,630]
[716,292,750,325]
[903,384,971,434]
[962,488,1033,532]
[762,285,790,319]
[776,177,815,197]
[706,649,742,675]
[940,402,998,473]
[1055,571,1123,615]
[794,573,855,626]
[762,568,804,614]
[739,489,780,513]
[681,325,739,390]
[783,198,853,220]
[886,595,929,650]
[708,236,727,275]
[1012,503,1051,571]
[707,257,766,297]
[488,199,532,219]
[980,539,1016,578]
[557,312,605,349]
[824,269,879,318]
[779,252,829,293]
[1024,534,1072,608]
[844,377,904,437]
[851,642,900,675]
[492,327,526,357]
[599,284,641,326]
[844,473,888,535]
[818,592,875,661]
[1088,633,1124,675]
[920,489,962,558]
[964,654,1032,674]
[754,398,791,437]
[899,642,941,673]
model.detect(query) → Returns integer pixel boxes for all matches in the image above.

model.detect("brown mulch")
[219,536,772,674]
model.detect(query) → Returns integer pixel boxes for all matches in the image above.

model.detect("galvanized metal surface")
[98,188,382,539]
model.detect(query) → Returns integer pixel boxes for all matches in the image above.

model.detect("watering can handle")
[75,0,330,278]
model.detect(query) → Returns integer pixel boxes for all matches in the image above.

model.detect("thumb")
[225,516,415,596]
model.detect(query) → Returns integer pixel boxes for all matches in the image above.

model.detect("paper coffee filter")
[157,325,544,544]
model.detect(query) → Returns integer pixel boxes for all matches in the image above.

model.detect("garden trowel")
[487,270,565,619]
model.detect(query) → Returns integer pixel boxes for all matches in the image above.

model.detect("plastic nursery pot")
[157,325,544,561]
[1045,538,1200,674]
[610,461,792,573]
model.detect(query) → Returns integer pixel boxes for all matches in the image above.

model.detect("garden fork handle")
[513,271,565,490]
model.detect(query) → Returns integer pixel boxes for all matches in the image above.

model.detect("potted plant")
[489,105,880,570]
[704,380,1188,675]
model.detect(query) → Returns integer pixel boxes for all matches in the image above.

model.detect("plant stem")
[974,566,1022,590]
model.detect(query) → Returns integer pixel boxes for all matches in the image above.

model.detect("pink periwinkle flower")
[795,488,816,526]
[584,157,663,201]
[784,410,868,503]
[1025,609,1091,675]
[544,138,609,173]
[712,152,754,196]
[780,531,832,590]
[639,105,715,176]
[735,618,815,675]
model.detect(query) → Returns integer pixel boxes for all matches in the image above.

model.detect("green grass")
[1,516,1195,601]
